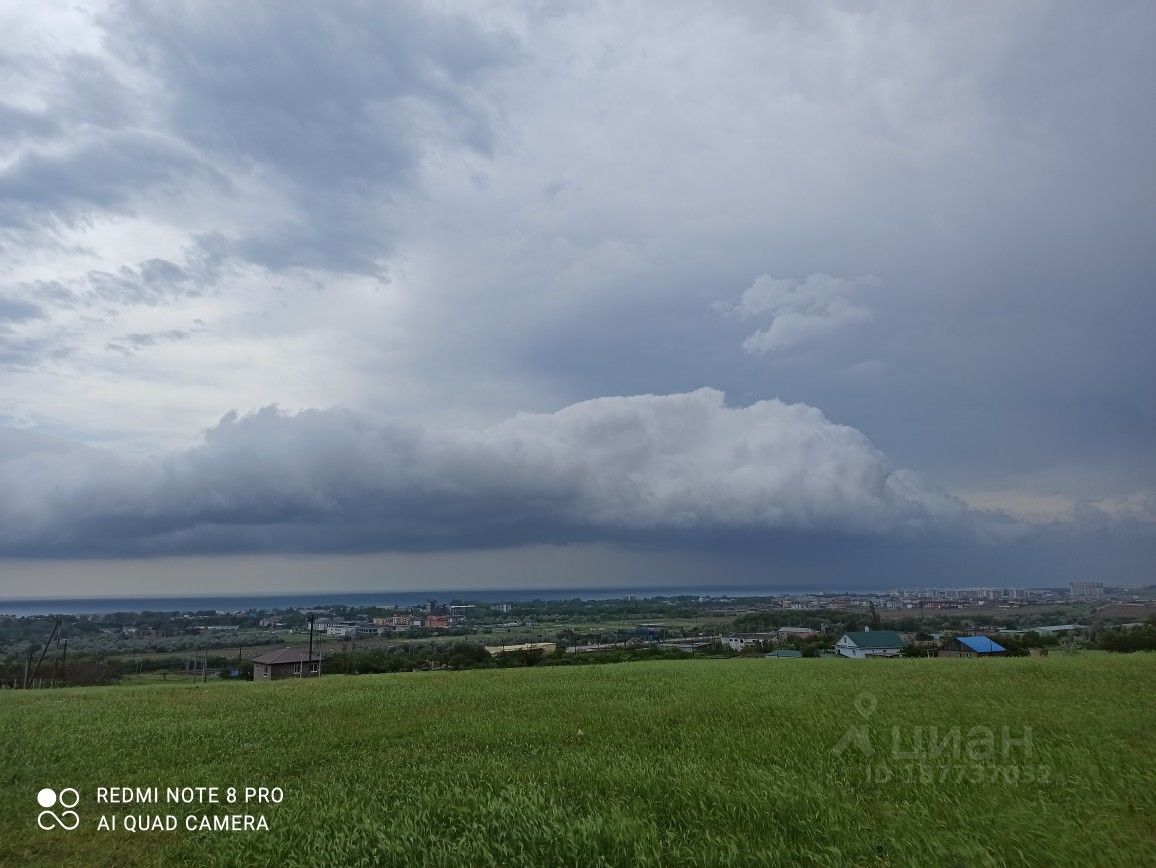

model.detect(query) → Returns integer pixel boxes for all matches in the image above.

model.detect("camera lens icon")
[36,787,80,830]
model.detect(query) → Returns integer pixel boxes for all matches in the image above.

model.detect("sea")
[0,585,845,616]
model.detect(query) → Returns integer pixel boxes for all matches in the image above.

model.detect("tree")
[1096,625,1156,653]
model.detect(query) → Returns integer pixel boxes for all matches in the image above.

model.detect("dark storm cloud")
[1,257,208,368]
[0,101,59,146]
[104,0,514,273]
[0,1,514,272]
[85,259,202,306]
[0,390,971,557]
[0,131,210,236]
[106,328,192,356]
[17,251,223,312]
[0,295,48,368]
[121,330,190,347]
[0,295,43,323]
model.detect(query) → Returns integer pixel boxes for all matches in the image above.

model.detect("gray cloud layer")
[0,2,1153,588]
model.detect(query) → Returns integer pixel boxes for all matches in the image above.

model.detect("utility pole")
[29,619,60,687]
[307,614,315,677]
[59,638,68,689]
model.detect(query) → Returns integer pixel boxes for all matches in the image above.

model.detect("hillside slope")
[2,655,1154,867]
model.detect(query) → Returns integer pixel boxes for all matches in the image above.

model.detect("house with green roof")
[835,629,905,659]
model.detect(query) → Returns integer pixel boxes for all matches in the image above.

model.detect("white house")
[719,633,776,652]
[835,629,905,659]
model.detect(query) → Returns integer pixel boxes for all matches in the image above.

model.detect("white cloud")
[725,273,879,354]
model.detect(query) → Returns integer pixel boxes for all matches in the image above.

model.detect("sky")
[1,1,1153,597]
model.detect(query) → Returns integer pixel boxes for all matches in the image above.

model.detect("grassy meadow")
[2,654,1154,867]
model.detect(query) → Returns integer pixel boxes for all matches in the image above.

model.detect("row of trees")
[294,641,721,675]
[0,655,124,688]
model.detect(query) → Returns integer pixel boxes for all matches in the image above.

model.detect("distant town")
[3,580,1154,688]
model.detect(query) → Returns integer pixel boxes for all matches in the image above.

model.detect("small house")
[835,629,905,659]
[765,649,803,658]
[483,641,556,656]
[251,648,325,681]
[719,633,776,652]
[938,636,1007,658]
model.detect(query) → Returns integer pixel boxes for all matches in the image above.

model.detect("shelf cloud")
[0,389,969,557]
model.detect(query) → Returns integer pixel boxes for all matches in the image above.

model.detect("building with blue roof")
[939,635,1007,658]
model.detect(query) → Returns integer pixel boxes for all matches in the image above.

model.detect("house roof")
[841,630,905,649]
[251,647,324,665]
[766,649,803,657]
[957,636,1006,653]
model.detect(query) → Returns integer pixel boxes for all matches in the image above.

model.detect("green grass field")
[2,654,1154,867]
